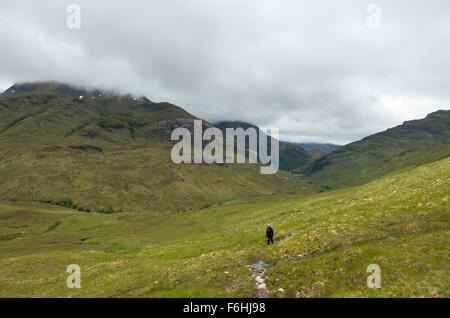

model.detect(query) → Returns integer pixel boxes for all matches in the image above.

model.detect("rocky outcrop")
[146,118,212,139]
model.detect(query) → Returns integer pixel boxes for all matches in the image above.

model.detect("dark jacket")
[266,227,274,238]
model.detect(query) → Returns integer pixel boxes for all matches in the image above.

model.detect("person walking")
[266,224,274,245]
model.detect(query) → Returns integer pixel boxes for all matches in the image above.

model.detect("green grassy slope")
[0,157,447,297]
[308,110,450,188]
[0,83,312,211]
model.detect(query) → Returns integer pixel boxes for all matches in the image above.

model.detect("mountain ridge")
[214,120,313,172]
[0,82,312,212]
[308,109,450,188]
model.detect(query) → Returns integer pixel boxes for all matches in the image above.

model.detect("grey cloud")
[0,0,449,144]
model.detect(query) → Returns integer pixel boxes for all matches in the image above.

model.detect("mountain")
[1,83,448,298]
[308,110,450,188]
[0,82,313,212]
[214,121,312,172]
[293,143,341,153]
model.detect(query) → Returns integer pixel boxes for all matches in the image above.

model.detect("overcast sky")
[0,0,449,144]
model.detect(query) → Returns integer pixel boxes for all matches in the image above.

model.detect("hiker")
[266,224,274,245]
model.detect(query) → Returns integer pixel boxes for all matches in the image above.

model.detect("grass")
[0,157,448,297]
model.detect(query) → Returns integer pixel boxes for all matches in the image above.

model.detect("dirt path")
[246,233,396,297]
[16,227,28,233]
[247,233,298,297]
[248,260,269,298]
[274,232,297,244]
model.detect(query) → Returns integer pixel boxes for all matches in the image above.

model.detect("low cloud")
[0,0,449,144]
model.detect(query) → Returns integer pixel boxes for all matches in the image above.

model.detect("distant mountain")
[214,121,312,172]
[309,110,450,188]
[0,82,313,212]
[293,143,341,153]
[279,142,341,172]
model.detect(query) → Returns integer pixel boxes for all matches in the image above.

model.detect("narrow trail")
[248,260,269,298]
[274,232,297,244]
[245,234,398,298]
[16,227,28,233]
[247,232,298,297]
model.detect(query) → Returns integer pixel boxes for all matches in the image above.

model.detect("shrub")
[97,206,114,214]
[42,199,90,212]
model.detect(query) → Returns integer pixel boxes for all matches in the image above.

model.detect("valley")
[0,82,448,298]
[0,157,448,297]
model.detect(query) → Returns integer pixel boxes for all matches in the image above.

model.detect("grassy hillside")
[308,110,450,188]
[0,157,448,297]
[0,83,312,212]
